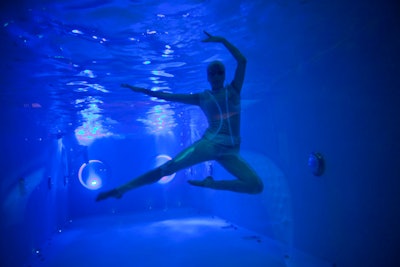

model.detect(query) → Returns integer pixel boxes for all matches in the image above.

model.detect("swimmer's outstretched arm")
[202,31,247,93]
[121,83,200,105]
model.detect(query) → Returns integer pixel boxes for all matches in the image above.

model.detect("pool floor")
[26,209,331,267]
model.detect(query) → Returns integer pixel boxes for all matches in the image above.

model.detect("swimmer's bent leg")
[188,153,264,194]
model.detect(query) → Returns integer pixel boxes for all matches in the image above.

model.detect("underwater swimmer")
[96,31,263,201]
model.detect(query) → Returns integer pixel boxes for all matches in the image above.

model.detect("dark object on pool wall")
[19,177,27,196]
[64,175,69,186]
[48,176,53,190]
[308,152,325,176]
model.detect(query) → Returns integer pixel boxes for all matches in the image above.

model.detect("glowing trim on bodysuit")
[206,90,223,141]
[206,88,235,146]
[224,88,235,145]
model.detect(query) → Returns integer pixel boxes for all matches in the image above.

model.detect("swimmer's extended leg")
[96,167,163,201]
[96,139,216,201]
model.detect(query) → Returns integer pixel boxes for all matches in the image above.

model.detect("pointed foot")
[187,176,214,188]
[96,188,123,202]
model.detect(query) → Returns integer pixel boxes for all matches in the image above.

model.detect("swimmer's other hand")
[121,84,146,93]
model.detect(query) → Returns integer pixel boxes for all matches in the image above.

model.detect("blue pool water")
[1,0,399,267]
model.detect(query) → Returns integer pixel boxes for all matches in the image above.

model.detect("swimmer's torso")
[199,84,241,144]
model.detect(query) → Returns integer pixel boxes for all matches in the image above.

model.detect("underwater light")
[86,176,102,189]
[78,160,108,190]
[155,154,176,184]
